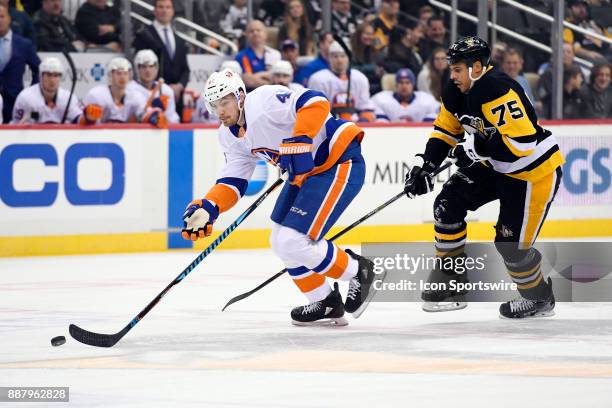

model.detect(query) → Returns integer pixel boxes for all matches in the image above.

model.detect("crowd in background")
[0,0,610,124]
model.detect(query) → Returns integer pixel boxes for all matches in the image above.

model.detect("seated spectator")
[33,0,82,52]
[579,62,611,118]
[0,0,35,45]
[351,21,384,94]
[128,49,180,124]
[561,64,587,119]
[371,0,405,52]
[220,0,248,40]
[0,4,40,123]
[386,20,425,75]
[81,57,166,127]
[271,60,304,91]
[501,47,536,102]
[280,39,299,72]
[372,68,439,122]
[490,41,508,67]
[257,0,289,27]
[235,19,281,90]
[308,41,375,122]
[564,0,610,63]
[331,0,356,49]
[75,0,121,52]
[294,31,334,86]
[11,57,81,124]
[419,15,450,61]
[279,0,314,56]
[133,0,190,105]
[417,5,435,27]
[417,46,449,100]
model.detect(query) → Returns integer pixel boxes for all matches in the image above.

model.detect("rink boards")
[1,121,611,256]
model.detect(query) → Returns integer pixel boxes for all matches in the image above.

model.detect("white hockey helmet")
[40,57,63,75]
[134,49,158,66]
[219,60,243,74]
[328,41,346,56]
[271,60,293,77]
[107,57,132,75]
[203,68,246,114]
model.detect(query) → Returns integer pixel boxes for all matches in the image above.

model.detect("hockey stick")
[61,51,77,124]
[221,161,453,311]
[69,176,285,347]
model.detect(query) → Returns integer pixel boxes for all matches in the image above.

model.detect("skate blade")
[351,271,387,319]
[499,310,556,320]
[422,300,468,313]
[291,317,349,327]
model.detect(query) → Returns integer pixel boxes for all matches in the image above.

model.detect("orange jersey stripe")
[323,247,349,279]
[204,184,240,213]
[293,100,330,138]
[308,161,351,240]
[293,273,326,293]
[241,56,253,74]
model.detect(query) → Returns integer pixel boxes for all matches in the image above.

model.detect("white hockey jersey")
[11,84,82,124]
[83,85,147,123]
[126,80,180,123]
[307,68,375,118]
[203,85,364,213]
[371,90,440,122]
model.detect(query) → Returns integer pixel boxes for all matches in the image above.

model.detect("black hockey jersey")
[423,66,565,182]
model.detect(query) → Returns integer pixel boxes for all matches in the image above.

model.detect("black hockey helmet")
[447,36,491,67]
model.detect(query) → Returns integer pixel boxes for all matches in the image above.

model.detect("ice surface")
[1,248,611,407]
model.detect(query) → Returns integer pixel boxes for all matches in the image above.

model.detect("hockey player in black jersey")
[404,36,565,318]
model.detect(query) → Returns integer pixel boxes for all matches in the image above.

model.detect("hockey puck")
[51,336,66,347]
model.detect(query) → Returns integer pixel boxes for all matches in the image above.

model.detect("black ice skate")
[499,278,555,319]
[291,283,348,327]
[344,249,383,318]
[421,265,469,313]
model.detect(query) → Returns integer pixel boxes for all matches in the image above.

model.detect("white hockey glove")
[450,132,490,168]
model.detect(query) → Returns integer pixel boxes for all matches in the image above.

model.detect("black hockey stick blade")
[221,161,453,311]
[69,323,128,348]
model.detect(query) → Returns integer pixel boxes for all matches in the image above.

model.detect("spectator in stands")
[351,21,384,94]
[133,0,190,105]
[501,47,536,102]
[418,5,435,27]
[280,39,299,72]
[490,41,508,67]
[0,4,39,123]
[308,41,375,122]
[419,15,450,61]
[331,0,357,49]
[561,64,587,118]
[417,46,448,100]
[278,0,314,56]
[220,0,248,41]
[271,60,304,91]
[128,49,180,124]
[371,0,404,52]
[372,68,439,122]
[386,20,425,75]
[0,0,35,45]
[257,0,289,27]
[194,0,225,35]
[75,0,121,52]
[294,31,334,86]
[33,0,82,52]
[580,61,611,118]
[564,0,610,63]
[81,57,166,127]
[11,57,81,124]
[235,19,281,90]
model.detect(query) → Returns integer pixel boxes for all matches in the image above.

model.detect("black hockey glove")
[450,131,490,168]
[404,154,436,198]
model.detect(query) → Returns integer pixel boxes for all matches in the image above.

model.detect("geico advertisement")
[0,130,168,236]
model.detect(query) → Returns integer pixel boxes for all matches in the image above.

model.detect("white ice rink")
[1,248,612,407]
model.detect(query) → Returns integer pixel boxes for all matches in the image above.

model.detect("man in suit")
[133,0,189,106]
[0,4,40,123]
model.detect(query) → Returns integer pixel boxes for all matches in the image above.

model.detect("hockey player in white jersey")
[81,57,166,126]
[371,68,440,122]
[11,57,82,124]
[181,69,379,326]
[127,49,180,124]
[271,60,304,92]
[307,41,375,122]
